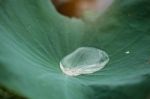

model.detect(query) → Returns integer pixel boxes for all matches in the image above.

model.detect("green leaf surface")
[0,0,150,99]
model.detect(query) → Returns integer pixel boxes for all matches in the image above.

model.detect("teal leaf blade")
[0,0,150,99]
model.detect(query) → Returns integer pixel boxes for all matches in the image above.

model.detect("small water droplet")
[125,51,130,54]
[60,47,109,76]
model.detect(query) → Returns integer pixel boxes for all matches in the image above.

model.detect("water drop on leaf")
[60,47,109,76]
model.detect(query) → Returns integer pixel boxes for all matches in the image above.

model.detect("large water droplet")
[60,47,109,76]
